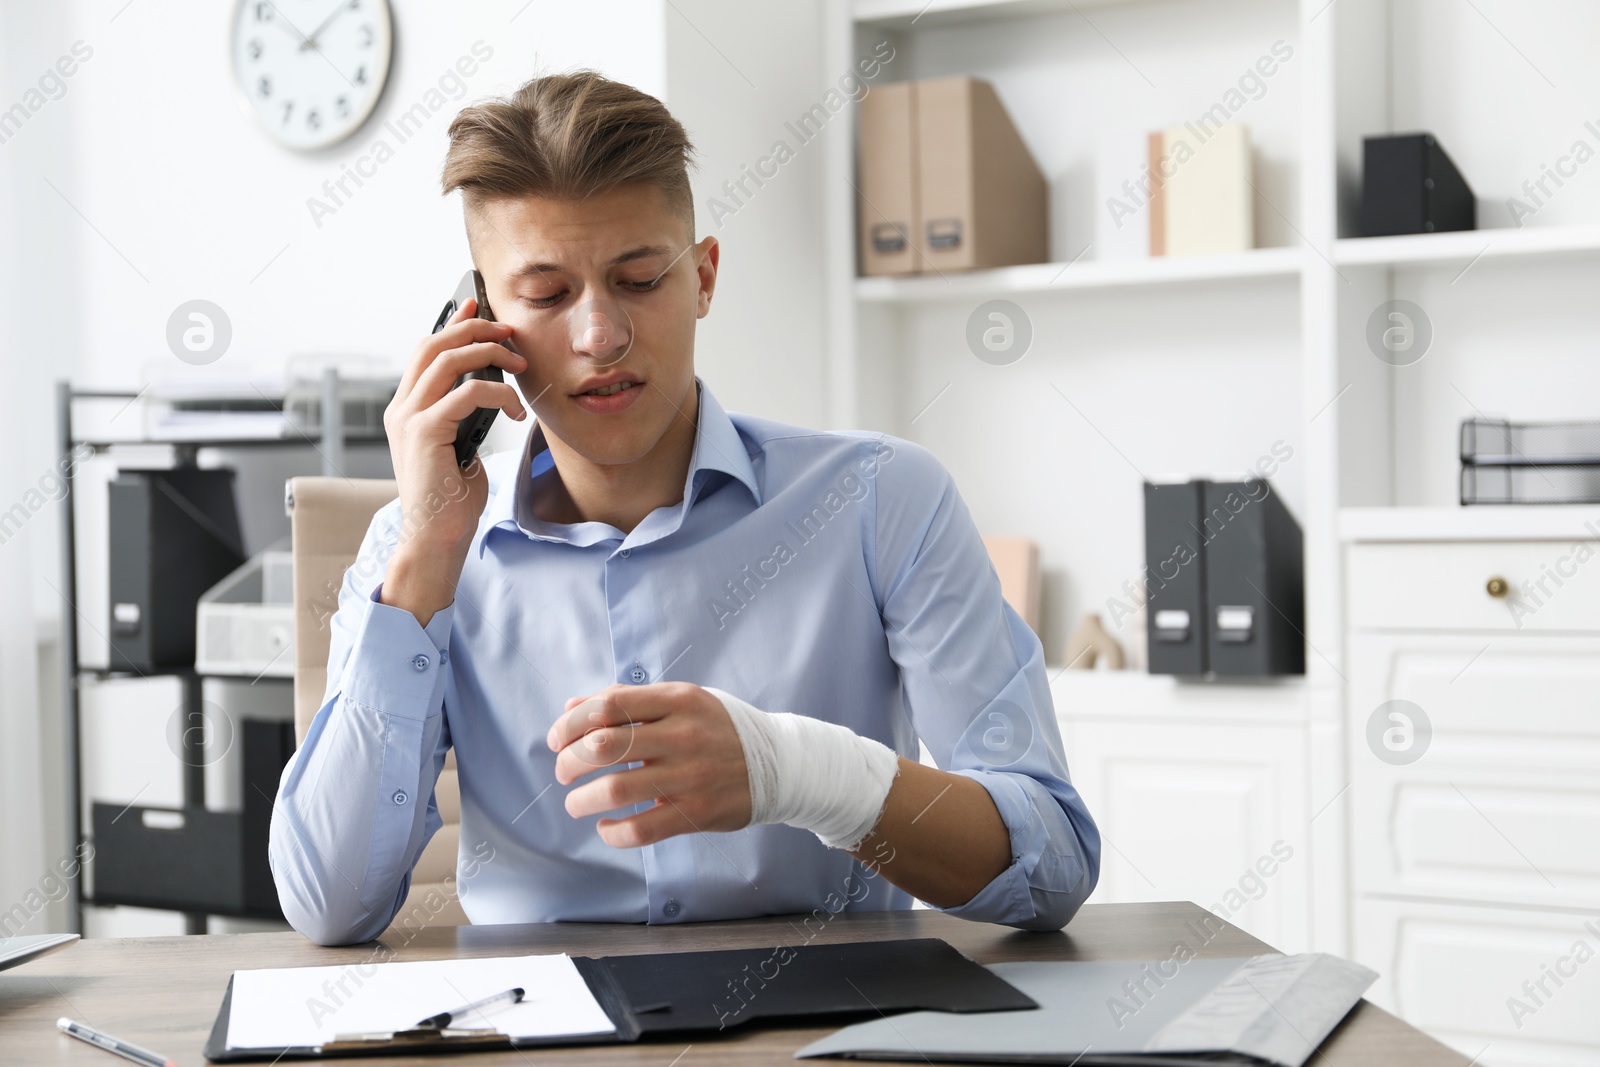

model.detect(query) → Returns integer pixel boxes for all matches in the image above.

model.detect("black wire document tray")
[1461,418,1600,466]
[1460,418,1600,504]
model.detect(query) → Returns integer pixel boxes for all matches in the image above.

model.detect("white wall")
[0,0,701,937]
[51,0,667,391]
[0,0,72,941]
[665,0,829,428]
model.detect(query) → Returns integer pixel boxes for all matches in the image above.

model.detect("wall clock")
[230,0,394,151]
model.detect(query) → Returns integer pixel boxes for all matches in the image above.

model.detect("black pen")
[415,986,525,1029]
[57,1018,176,1067]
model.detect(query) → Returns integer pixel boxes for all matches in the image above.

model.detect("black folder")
[202,937,1036,1061]
[1143,478,1304,678]
[1200,480,1304,677]
[1143,479,1208,675]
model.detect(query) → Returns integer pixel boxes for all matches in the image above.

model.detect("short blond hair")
[441,70,696,243]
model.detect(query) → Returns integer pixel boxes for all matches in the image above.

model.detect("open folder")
[202,937,1036,1061]
[797,953,1378,1066]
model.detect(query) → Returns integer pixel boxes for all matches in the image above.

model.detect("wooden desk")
[2,902,1468,1066]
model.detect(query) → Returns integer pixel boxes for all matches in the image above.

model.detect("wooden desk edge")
[1,902,1472,1066]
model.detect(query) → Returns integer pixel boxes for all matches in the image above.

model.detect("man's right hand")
[380,296,528,626]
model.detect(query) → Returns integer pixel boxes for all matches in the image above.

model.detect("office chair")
[288,476,467,929]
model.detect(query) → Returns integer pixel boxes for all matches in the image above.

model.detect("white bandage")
[704,687,901,852]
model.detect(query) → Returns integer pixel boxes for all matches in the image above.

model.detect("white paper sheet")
[226,952,616,1049]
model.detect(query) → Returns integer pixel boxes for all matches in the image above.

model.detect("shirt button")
[628,665,648,684]
[411,654,430,672]
[393,790,408,805]
[662,899,681,918]
[619,548,632,559]
[439,648,449,665]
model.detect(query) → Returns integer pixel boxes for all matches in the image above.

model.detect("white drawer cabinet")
[1356,897,1600,1067]
[1348,541,1600,633]
[1348,633,1600,910]
[1346,534,1600,1067]
[1051,673,1318,954]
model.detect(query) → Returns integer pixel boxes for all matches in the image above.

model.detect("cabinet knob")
[1486,576,1509,598]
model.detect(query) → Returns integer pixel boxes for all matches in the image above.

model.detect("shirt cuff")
[335,582,456,719]
[929,770,1048,926]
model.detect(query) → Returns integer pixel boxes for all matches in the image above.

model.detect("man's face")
[470,184,717,469]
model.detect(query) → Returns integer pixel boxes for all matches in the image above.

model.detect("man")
[269,70,1099,947]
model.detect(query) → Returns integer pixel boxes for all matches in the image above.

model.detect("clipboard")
[203,937,1036,1061]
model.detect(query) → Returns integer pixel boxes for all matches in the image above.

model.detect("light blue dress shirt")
[270,379,1100,945]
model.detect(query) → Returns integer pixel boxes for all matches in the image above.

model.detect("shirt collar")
[476,377,759,554]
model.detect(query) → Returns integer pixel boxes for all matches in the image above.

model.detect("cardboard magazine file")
[857,76,1048,275]
[917,76,1048,273]
[857,80,918,276]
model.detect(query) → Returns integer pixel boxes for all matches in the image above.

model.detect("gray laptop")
[0,933,79,971]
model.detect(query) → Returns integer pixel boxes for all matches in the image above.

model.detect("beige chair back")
[288,477,466,929]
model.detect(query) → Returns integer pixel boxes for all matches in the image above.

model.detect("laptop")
[0,933,79,971]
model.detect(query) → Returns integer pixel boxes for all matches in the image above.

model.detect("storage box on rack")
[108,468,246,673]
[195,550,295,678]
[282,375,398,439]
[89,719,292,919]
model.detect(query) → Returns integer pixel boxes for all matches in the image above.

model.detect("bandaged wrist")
[704,686,900,852]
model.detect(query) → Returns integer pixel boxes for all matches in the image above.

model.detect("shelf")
[77,434,387,451]
[1340,506,1600,543]
[1334,225,1600,269]
[1048,668,1312,723]
[853,0,1151,29]
[79,665,195,681]
[855,247,1303,303]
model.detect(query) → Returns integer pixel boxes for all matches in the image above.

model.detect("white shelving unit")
[852,0,1159,30]
[855,246,1304,301]
[1341,504,1600,543]
[820,1,1600,1062]
[1335,223,1600,267]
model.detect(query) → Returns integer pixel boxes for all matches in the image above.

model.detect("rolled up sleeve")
[868,437,1101,931]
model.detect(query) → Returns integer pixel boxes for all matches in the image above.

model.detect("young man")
[269,71,1099,946]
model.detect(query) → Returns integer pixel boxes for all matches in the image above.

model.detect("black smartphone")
[431,269,508,469]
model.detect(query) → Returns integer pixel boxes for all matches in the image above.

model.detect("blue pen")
[415,986,525,1029]
[57,1018,176,1067]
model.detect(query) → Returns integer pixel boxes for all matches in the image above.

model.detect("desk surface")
[1,902,1467,1066]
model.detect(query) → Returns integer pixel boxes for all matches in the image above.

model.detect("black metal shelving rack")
[56,380,385,933]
